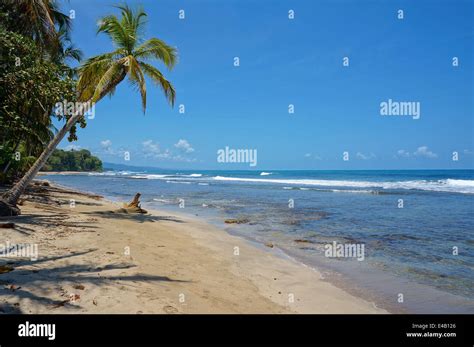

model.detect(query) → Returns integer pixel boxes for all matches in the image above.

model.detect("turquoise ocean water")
[42,169,474,313]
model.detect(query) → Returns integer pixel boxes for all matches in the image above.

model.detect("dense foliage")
[1,1,176,214]
[0,2,84,183]
[42,149,102,172]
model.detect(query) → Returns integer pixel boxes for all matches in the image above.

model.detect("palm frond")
[135,38,177,69]
[77,5,176,111]
[97,14,130,51]
[77,50,125,101]
[138,61,175,106]
[50,0,72,36]
[116,4,147,44]
[90,61,125,103]
[127,56,147,113]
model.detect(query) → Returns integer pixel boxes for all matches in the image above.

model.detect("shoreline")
[0,181,387,314]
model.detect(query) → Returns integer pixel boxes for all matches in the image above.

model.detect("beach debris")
[17,197,27,206]
[8,284,21,291]
[0,265,14,274]
[52,299,70,308]
[73,284,85,290]
[0,222,15,229]
[0,201,20,216]
[265,243,274,248]
[119,193,148,214]
[224,218,250,224]
[163,305,178,314]
[69,293,80,302]
[126,193,141,208]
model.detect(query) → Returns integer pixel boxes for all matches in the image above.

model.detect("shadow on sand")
[0,249,190,313]
[0,212,99,235]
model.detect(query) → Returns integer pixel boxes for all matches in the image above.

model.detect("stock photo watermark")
[0,241,38,261]
[324,241,365,261]
[217,146,257,167]
[54,100,96,119]
[380,99,420,120]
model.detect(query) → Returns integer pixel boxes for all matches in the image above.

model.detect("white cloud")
[142,139,160,153]
[64,144,81,151]
[94,139,199,163]
[142,140,170,159]
[356,152,376,160]
[304,153,322,160]
[100,139,112,149]
[396,149,410,158]
[98,139,119,155]
[174,139,194,153]
[413,146,437,158]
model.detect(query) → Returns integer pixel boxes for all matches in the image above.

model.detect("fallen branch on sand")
[0,222,15,229]
[0,201,20,216]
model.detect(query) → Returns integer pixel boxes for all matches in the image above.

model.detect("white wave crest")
[212,176,474,194]
[131,174,169,179]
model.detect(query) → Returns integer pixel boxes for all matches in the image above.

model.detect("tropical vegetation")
[43,149,103,172]
[0,1,177,215]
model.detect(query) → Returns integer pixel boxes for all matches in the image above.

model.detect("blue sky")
[57,0,474,170]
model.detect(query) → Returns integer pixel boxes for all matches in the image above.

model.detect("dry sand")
[0,183,386,314]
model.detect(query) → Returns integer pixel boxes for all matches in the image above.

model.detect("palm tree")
[0,0,71,56]
[0,5,176,215]
[53,27,84,77]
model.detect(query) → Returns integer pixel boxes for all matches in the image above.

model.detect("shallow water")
[42,169,474,313]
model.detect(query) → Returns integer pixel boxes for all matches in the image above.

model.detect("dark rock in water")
[0,265,14,274]
[0,201,20,216]
[294,239,314,244]
[224,218,250,224]
[282,219,301,226]
[33,180,50,187]
[298,246,317,251]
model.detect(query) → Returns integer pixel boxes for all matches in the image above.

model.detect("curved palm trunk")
[1,68,126,215]
[2,112,83,207]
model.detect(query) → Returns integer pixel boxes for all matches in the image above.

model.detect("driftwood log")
[120,193,147,214]
[0,201,20,216]
[0,222,15,228]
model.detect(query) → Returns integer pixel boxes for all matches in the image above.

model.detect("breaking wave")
[212,176,474,194]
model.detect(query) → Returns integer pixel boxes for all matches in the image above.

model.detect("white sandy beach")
[0,182,386,314]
